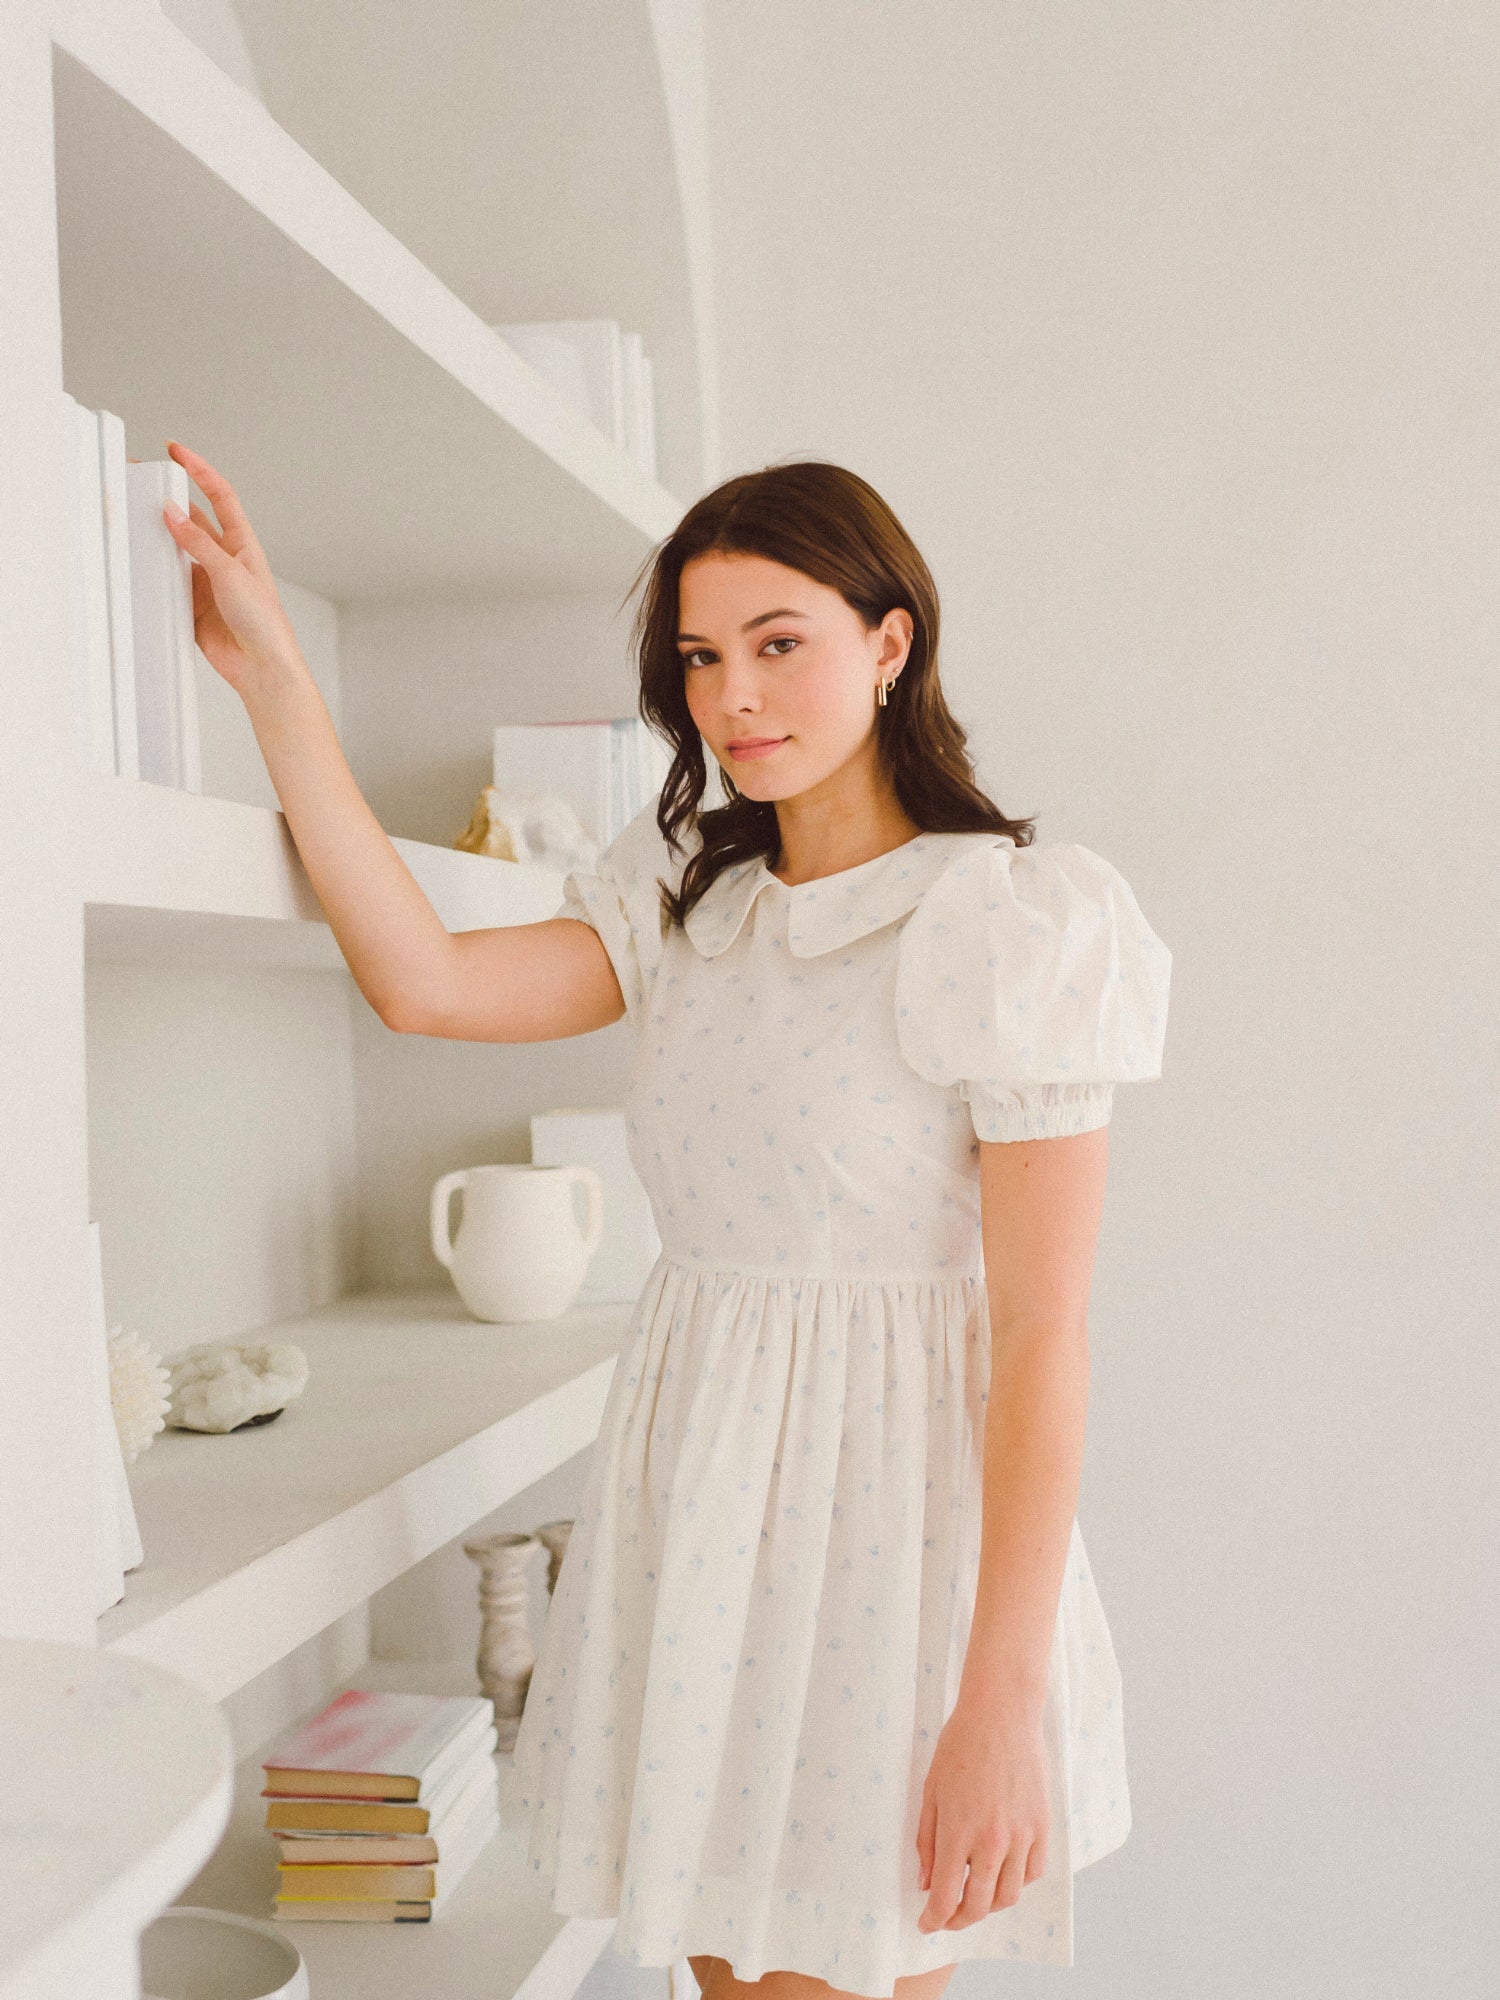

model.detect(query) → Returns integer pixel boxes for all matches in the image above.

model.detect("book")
[126,458,202,792]
[638,350,657,481]
[495,317,625,448]
[621,328,647,474]
[263,1741,496,1837]
[96,407,139,780]
[276,1779,496,1902]
[261,1724,496,1819]
[263,1688,494,1800]
[271,1750,498,1865]
[274,1788,500,1923]
[60,393,116,778]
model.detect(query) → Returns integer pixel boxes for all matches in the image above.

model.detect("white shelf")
[48,0,684,601]
[176,1656,616,2000]
[99,1289,636,1702]
[81,772,568,969]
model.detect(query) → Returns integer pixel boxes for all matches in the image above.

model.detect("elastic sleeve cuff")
[961,1079,1115,1143]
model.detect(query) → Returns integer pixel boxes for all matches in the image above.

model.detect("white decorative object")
[108,1324,172,1464]
[139,1905,307,2000]
[430,1163,603,1323]
[530,1108,659,1305]
[463,1531,541,1754]
[453,784,597,872]
[165,1340,309,1434]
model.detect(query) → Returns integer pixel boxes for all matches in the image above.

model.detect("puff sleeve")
[893,838,1172,1142]
[555,803,675,1027]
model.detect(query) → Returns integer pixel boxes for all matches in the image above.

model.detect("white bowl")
[139,1905,309,2000]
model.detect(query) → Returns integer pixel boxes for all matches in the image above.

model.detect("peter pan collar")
[682,829,1013,960]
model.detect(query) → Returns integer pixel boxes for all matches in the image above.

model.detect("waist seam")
[652,1249,985,1287]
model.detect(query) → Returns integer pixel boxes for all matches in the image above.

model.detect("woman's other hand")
[160,439,305,696]
[914,1697,1050,1931]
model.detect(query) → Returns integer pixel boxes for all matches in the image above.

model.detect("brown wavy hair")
[616,458,1035,932]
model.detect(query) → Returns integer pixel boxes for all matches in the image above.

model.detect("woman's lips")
[727,737,788,760]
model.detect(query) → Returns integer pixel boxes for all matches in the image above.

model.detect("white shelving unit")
[81,770,570,970]
[49,0,685,598]
[0,0,710,1992]
[99,1291,632,1702]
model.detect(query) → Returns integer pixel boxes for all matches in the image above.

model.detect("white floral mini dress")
[511,803,1172,1998]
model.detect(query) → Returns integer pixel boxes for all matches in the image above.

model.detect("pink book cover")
[262,1690,489,1790]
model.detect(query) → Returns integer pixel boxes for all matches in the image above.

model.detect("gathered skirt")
[511,1252,1130,1998]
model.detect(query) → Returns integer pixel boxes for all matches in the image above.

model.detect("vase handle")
[429,1169,468,1271]
[566,1167,605,1260]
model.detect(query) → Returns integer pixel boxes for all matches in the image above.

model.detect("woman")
[162,446,1171,2000]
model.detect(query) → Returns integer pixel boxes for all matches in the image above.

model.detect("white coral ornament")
[166,1340,309,1434]
[107,1326,172,1463]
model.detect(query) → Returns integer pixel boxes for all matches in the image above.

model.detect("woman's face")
[676,551,912,802]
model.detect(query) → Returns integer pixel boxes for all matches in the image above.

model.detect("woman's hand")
[159,439,305,698]
[914,1696,1049,1932]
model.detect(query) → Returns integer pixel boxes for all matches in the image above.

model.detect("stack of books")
[492,715,673,855]
[263,1689,500,1924]
[494,317,658,481]
[59,389,203,792]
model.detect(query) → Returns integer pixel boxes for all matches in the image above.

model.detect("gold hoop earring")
[877,674,896,707]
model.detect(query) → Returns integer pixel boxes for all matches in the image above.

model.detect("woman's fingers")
[165,438,269,574]
[163,501,236,582]
[917,1821,969,1932]
[187,499,226,550]
[952,1846,1003,1926]
[990,1838,1030,1912]
[914,1792,937,1891]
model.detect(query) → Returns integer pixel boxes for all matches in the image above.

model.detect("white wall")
[704,6,1496,1997]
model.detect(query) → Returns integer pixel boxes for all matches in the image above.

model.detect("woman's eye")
[680,638,798,669]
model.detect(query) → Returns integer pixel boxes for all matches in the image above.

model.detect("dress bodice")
[558,813,1172,1283]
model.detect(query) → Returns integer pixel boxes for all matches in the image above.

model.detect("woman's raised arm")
[161,440,626,1043]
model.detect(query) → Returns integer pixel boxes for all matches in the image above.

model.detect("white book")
[621,328,646,474]
[494,322,594,428]
[96,408,139,780]
[429,1791,500,1914]
[638,350,658,482]
[632,714,670,816]
[126,458,202,793]
[531,1107,660,1304]
[610,716,630,841]
[496,318,625,449]
[60,393,116,776]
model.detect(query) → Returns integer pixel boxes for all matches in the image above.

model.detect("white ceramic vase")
[431,1163,603,1322]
